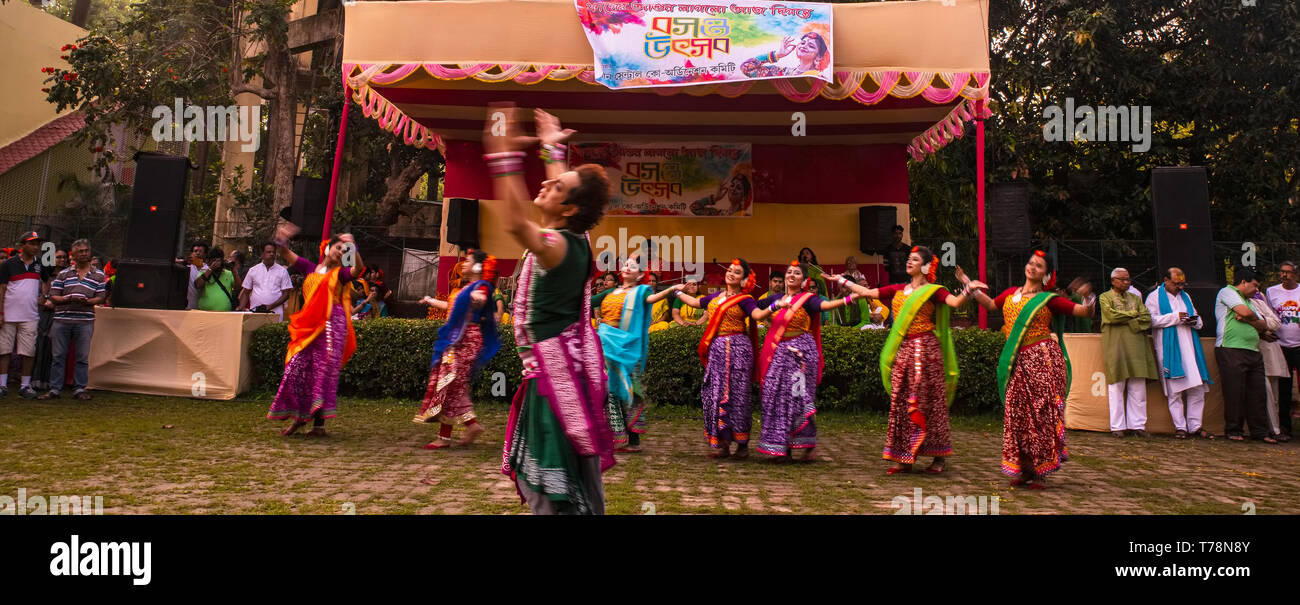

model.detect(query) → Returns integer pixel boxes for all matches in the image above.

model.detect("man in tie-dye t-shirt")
[1265,261,1300,438]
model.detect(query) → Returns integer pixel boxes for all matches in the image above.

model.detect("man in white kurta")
[1144,268,1211,437]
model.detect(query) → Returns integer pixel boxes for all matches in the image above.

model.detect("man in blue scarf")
[1144,268,1213,439]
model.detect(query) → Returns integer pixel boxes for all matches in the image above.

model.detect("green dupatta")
[879,284,958,405]
[996,292,1072,404]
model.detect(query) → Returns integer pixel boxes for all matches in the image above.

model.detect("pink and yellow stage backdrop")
[575,0,834,89]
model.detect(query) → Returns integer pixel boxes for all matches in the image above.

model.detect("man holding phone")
[1145,267,1213,439]
[38,238,105,401]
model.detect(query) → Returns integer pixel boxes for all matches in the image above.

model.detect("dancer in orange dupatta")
[267,223,365,437]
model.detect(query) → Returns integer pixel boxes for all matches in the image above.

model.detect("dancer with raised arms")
[830,246,987,475]
[415,249,502,450]
[959,251,1094,489]
[750,261,851,461]
[591,254,682,452]
[672,258,761,458]
[267,225,365,437]
[489,105,615,514]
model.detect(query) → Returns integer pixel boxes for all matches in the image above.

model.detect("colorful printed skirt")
[414,324,482,425]
[702,333,754,448]
[506,379,601,515]
[757,332,819,456]
[1002,338,1069,477]
[268,304,346,422]
[605,365,647,447]
[883,332,953,464]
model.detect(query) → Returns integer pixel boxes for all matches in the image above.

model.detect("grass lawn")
[1,392,1296,514]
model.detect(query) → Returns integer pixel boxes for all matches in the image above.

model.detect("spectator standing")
[0,232,54,398]
[179,242,209,309]
[32,248,68,391]
[1252,289,1290,441]
[238,242,293,320]
[1100,267,1160,437]
[1144,268,1213,439]
[1214,268,1276,443]
[1264,260,1299,439]
[879,225,911,285]
[194,247,237,311]
[38,239,105,400]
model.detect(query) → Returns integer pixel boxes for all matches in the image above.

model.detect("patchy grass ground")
[0,392,1296,514]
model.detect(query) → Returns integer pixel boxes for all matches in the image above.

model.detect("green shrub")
[249,321,1007,414]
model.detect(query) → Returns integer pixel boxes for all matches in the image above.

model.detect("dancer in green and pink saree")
[488,105,616,514]
[832,246,985,475]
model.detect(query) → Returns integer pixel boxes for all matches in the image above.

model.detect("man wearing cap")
[0,232,54,398]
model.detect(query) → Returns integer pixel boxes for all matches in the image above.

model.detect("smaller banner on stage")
[574,0,833,90]
[571,142,753,216]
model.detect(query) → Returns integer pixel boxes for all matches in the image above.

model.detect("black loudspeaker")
[989,183,1031,253]
[1152,166,1216,337]
[446,198,479,249]
[113,260,188,310]
[858,206,897,254]
[124,152,190,261]
[278,177,329,239]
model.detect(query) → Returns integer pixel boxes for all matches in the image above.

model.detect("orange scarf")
[285,243,363,367]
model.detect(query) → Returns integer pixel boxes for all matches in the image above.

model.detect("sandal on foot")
[1028,482,1048,490]
[424,438,452,450]
[1193,429,1216,440]
[1227,435,1244,441]
[886,465,912,475]
[1262,436,1279,444]
[924,463,946,474]
[305,428,328,438]
[707,449,731,459]
[1174,430,1187,439]
[731,446,750,460]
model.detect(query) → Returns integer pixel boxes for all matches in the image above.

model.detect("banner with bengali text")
[570,142,753,217]
[574,0,833,90]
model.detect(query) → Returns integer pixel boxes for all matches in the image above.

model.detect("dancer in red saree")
[962,251,1093,488]
[415,249,502,449]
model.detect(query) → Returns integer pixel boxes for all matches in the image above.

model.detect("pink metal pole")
[976,98,987,329]
[322,82,351,240]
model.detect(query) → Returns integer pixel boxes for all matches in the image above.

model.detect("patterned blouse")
[995,288,1077,348]
[700,291,758,336]
[878,283,951,336]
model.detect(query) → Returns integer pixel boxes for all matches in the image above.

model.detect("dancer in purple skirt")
[267,224,364,437]
[750,261,851,461]
[673,258,760,458]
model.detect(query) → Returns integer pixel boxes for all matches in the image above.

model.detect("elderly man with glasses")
[1264,261,1300,440]
[1144,268,1213,439]
[1101,267,1160,437]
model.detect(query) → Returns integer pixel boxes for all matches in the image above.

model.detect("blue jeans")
[49,320,93,393]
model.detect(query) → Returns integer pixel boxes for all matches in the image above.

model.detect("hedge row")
[249,319,1008,414]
